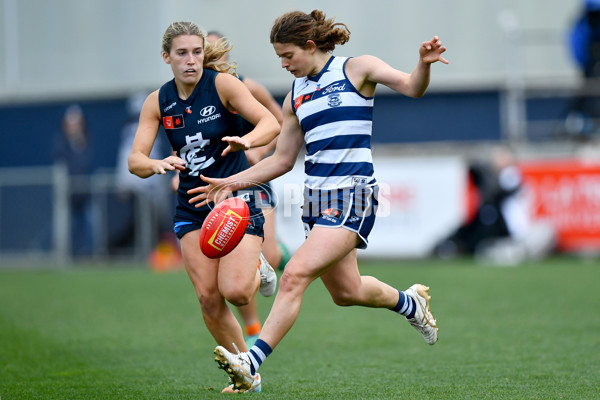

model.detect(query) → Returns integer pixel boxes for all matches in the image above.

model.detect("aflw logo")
[208,210,243,250]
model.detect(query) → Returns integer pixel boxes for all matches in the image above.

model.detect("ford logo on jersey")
[199,105,216,117]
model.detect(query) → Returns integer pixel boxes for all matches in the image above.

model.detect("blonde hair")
[270,10,350,52]
[162,21,238,76]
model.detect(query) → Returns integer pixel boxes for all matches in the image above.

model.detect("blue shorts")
[173,193,265,240]
[301,184,379,249]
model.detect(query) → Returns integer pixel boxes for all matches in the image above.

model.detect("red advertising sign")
[519,160,600,252]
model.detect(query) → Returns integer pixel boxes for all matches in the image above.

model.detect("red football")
[199,197,250,259]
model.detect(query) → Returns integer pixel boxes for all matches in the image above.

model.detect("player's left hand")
[420,36,449,65]
[221,136,250,156]
[187,175,232,208]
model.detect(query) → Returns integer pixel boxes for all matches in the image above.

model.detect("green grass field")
[1,256,598,399]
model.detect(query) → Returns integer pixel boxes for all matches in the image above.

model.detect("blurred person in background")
[53,104,94,258]
[478,147,557,264]
[434,145,556,265]
[113,91,180,269]
[127,21,279,393]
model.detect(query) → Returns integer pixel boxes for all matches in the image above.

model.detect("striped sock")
[390,290,416,319]
[247,339,272,375]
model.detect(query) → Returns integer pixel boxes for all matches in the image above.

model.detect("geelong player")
[189,10,448,392]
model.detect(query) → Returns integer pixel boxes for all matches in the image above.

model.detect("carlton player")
[127,21,278,393]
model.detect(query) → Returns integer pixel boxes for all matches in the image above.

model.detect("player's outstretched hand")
[221,136,250,156]
[420,36,449,65]
[153,156,186,175]
[187,175,232,208]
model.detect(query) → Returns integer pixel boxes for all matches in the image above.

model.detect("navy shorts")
[173,193,265,240]
[301,184,379,249]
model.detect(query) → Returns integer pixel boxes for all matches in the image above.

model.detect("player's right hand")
[152,156,185,175]
[187,175,231,208]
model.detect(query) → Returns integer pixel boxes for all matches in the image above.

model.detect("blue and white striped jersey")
[291,56,376,190]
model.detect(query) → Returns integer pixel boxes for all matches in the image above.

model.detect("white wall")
[0,0,583,102]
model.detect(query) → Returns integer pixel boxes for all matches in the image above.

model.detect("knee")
[278,264,310,294]
[216,272,255,306]
[330,291,356,307]
[197,290,223,318]
[221,287,253,307]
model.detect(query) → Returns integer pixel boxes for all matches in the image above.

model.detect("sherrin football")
[199,197,250,259]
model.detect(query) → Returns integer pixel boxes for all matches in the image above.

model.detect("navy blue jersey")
[158,68,250,221]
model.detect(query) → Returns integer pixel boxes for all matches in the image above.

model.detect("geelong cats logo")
[328,93,342,107]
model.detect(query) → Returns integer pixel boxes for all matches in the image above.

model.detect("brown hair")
[270,10,350,52]
[162,21,237,76]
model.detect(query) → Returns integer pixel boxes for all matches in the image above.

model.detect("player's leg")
[214,226,359,391]
[219,234,262,309]
[255,182,283,269]
[318,182,437,345]
[260,207,283,269]
[257,226,359,347]
[236,298,262,348]
[179,229,246,352]
[320,236,438,345]
[319,248,400,308]
[219,234,265,391]
[315,184,422,312]
[231,198,277,349]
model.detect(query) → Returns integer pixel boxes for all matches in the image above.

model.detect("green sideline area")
[1,257,598,399]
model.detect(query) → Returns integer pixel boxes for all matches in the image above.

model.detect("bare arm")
[242,77,283,125]
[347,36,448,98]
[128,91,185,178]
[215,73,280,155]
[243,77,283,165]
[188,91,303,207]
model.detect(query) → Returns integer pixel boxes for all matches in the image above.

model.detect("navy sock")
[390,290,416,319]
[248,339,273,375]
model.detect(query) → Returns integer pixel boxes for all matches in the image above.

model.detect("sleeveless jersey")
[291,56,376,190]
[159,68,249,220]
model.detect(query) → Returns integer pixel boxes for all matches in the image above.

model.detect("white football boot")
[221,373,262,393]
[215,345,256,392]
[258,252,277,297]
[404,284,438,345]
